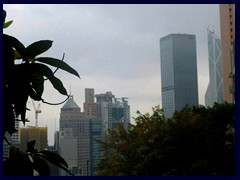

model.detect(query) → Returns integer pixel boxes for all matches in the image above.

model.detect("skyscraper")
[59,92,103,176]
[84,88,97,119]
[205,29,224,107]
[95,92,130,137]
[59,96,88,176]
[160,34,199,118]
[219,4,235,103]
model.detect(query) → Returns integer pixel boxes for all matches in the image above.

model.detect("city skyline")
[3,4,220,145]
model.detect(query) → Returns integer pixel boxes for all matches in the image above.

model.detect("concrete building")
[57,90,129,176]
[58,128,79,176]
[95,92,130,138]
[219,4,235,103]
[160,34,199,118]
[59,96,88,175]
[83,88,103,175]
[205,29,224,107]
[3,121,20,158]
[19,126,48,152]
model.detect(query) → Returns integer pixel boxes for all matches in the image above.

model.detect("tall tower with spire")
[59,96,89,176]
[205,28,224,107]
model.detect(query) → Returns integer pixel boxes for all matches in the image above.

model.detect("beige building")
[219,4,235,103]
[84,88,97,119]
[58,128,79,176]
[19,127,48,152]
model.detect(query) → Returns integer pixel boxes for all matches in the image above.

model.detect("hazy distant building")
[219,4,235,103]
[58,90,129,176]
[58,128,79,176]
[95,92,130,138]
[3,121,20,158]
[205,29,224,107]
[83,88,103,175]
[89,119,102,175]
[160,34,199,118]
[84,88,97,119]
[19,127,48,152]
[59,96,88,176]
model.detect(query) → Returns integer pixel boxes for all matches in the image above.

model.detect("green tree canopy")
[98,103,235,176]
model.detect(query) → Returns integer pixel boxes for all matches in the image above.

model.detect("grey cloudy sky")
[3,4,220,145]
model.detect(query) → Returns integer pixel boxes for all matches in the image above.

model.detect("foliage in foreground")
[98,103,235,176]
[3,9,79,175]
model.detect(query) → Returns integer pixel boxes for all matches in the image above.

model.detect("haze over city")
[3,4,220,145]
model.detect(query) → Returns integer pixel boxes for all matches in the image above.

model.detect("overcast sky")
[3,4,220,145]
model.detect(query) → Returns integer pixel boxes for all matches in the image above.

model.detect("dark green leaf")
[3,20,13,28]
[30,63,68,95]
[3,9,6,24]
[37,150,73,175]
[36,57,80,78]
[49,76,68,96]
[3,34,27,60]
[31,63,54,77]
[31,73,44,98]
[31,154,51,176]
[29,88,42,101]
[26,40,53,59]
[27,140,37,153]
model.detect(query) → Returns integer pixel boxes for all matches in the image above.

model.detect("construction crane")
[32,100,42,127]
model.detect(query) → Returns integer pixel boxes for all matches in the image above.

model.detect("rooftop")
[61,96,80,109]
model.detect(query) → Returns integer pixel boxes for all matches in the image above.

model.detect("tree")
[3,9,80,175]
[97,103,235,176]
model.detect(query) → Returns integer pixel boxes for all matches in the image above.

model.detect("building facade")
[3,121,20,158]
[160,34,199,118]
[19,127,48,152]
[95,92,130,138]
[205,29,224,107]
[219,4,235,103]
[59,96,88,176]
[58,128,79,176]
[59,92,103,176]
[84,88,97,119]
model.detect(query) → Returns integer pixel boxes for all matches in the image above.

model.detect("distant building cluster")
[55,89,130,176]
[160,4,235,117]
[3,88,130,176]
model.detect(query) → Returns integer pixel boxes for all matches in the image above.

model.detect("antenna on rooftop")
[69,85,73,99]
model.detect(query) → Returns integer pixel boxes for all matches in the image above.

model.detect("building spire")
[69,85,73,99]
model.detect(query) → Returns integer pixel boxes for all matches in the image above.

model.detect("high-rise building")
[205,29,224,107]
[83,88,103,175]
[3,121,20,158]
[59,96,88,176]
[160,34,199,118]
[57,90,129,176]
[89,119,102,175]
[219,4,235,103]
[58,128,79,176]
[84,88,97,119]
[19,127,48,152]
[59,93,103,176]
[95,92,130,137]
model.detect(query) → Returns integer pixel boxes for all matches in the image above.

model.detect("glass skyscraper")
[160,34,199,118]
[205,29,224,107]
